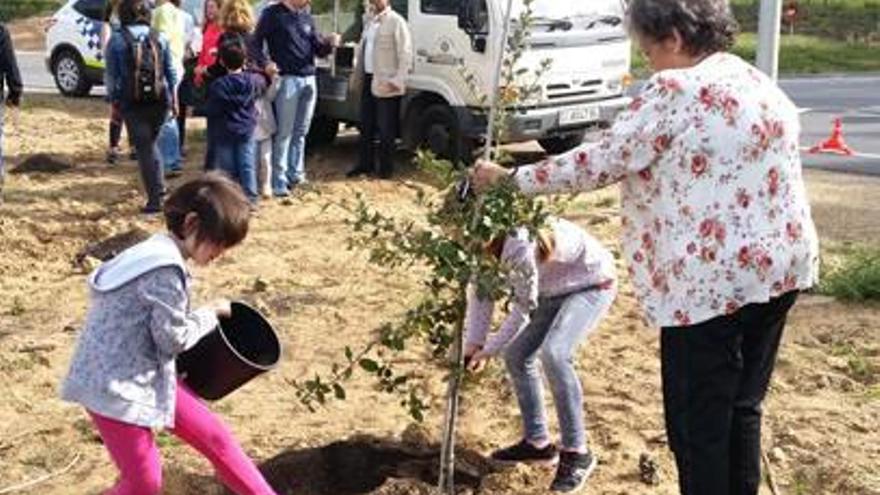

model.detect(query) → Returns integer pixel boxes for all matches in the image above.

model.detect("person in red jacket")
[195,0,223,86]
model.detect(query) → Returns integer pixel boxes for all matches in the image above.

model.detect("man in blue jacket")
[0,22,23,202]
[250,0,340,196]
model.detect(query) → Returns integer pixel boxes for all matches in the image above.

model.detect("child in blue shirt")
[205,34,272,204]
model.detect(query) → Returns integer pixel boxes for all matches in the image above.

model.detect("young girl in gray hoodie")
[61,172,277,495]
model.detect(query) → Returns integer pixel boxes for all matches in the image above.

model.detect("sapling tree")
[292,1,561,492]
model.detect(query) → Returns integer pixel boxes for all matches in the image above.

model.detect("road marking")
[800,146,880,160]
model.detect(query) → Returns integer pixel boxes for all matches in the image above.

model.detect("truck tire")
[307,115,340,147]
[53,49,92,97]
[538,131,587,155]
[419,104,474,166]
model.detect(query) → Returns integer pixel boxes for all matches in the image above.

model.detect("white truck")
[309,0,632,159]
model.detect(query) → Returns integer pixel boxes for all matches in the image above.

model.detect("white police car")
[45,0,107,96]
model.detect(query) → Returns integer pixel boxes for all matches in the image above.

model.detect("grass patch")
[0,0,61,21]
[819,245,880,302]
[632,33,880,76]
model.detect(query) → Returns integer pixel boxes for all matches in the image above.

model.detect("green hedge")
[732,0,880,42]
[0,0,62,22]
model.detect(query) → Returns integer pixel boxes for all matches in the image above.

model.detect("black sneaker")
[106,148,120,165]
[550,451,597,493]
[491,439,559,465]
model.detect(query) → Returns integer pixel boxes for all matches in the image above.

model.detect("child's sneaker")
[491,439,559,465]
[106,147,121,165]
[550,450,596,493]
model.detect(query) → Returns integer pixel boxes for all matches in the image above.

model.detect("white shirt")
[514,53,820,328]
[363,17,379,74]
[363,6,390,75]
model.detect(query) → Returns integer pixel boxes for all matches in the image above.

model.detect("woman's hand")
[470,159,512,192]
[464,343,489,372]
[207,299,232,318]
[467,350,490,372]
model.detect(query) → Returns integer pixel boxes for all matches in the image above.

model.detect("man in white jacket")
[346,0,412,179]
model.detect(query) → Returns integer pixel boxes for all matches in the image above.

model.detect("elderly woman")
[472,1,819,494]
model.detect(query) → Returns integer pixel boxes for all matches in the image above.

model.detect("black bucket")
[177,302,281,401]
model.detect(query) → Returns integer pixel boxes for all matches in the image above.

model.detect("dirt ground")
[1,93,878,495]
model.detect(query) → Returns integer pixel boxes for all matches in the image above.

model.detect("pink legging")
[89,381,276,495]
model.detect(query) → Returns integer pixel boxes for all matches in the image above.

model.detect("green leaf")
[344,346,353,361]
[333,383,347,400]
[359,358,380,372]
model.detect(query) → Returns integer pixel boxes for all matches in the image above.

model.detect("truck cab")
[310,0,632,160]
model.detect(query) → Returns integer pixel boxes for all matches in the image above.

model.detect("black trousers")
[358,74,401,178]
[661,291,798,495]
[122,103,167,210]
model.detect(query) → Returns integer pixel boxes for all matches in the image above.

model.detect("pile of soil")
[11,153,75,175]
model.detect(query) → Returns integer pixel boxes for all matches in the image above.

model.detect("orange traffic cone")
[809,118,854,156]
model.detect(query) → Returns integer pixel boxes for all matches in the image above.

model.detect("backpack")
[120,28,167,105]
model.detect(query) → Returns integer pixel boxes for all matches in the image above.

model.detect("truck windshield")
[512,0,625,30]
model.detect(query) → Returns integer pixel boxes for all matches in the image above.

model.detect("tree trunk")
[437,289,466,493]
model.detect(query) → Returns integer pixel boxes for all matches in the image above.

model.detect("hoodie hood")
[89,233,188,293]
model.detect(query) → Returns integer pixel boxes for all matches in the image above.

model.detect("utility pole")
[755,0,783,80]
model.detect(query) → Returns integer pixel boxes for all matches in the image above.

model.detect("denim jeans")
[157,113,181,172]
[122,104,167,210]
[504,287,616,451]
[272,75,316,192]
[661,291,798,495]
[214,136,258,203]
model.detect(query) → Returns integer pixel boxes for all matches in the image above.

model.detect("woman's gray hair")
[627,0,739,55]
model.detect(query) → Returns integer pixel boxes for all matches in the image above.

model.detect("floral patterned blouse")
[514,52,820,328]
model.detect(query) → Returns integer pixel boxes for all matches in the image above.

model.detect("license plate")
[559,106,600,126]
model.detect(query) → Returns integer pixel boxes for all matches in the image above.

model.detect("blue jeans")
[214,137,258,203]
[504,287,616,451]
[157,113,181,172]
[272,75,316,192]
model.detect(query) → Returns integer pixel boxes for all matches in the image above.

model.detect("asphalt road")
[14,50,880,175]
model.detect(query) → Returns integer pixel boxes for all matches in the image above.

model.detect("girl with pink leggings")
[89,381,274,495]
[61,171,276,495]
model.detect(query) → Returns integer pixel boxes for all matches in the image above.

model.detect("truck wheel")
[53,49,92,97]
[538,131,587,155]
[420,104,473,166]
[307,115,340,147]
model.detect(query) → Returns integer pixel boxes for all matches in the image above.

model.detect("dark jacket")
[250,3,333,76]
[205,71,269,141]
[0,23,23,106]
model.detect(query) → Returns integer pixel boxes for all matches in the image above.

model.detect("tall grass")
[819,246,880,302]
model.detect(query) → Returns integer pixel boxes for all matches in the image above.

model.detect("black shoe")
[106,148,120,165]
[346,166,371,178]
[166,168,183,179]
[550,451,596,493]
[377,167,393,180]
[491,439,559,465]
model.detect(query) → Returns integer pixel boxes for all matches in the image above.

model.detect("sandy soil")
[1,94,878,495]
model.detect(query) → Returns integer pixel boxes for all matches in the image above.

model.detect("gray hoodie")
[61,233,218,428]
